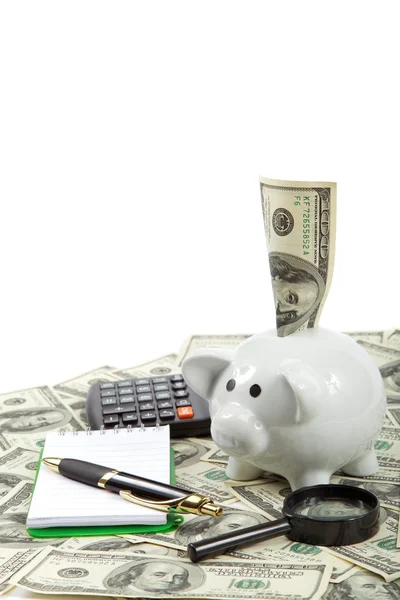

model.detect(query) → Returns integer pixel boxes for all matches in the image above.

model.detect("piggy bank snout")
[211,405,266,457]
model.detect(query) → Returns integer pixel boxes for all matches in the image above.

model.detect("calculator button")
[159,409,175,420]
[157,401,173,409]
[101,390,116,398]
[175,398,191,407]
[118,380,133,387]
[135,379,150,386]
[153,384,169,392]
[172,382,187,391]
[138,393,153,402]
[101,397,117,406]
[155,392,171,401]
[141,411,156,422]
[100,382,115,390]
[119,388,134,395]
[139,402,155,411]
[103,404,136,415]
[136,385,151,393]
[174,390,189,399]
[103,414,119,425]
[119,395,135,404]
[152,377,168,384]
[122,413,138,424]
[177,406,194,419]
[170,375,184,382]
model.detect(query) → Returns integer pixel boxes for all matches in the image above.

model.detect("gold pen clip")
[119,490,223,517]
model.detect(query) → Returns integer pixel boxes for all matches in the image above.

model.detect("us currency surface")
[355,341,400,404]
[0,446,39,499]
[178,335,251,365]
[12,548,333,600]
[260,176,336,336]
[0,386,83,450]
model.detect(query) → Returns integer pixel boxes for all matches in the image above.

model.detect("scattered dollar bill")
[171,438,215,470]
[112,354,180,380]
[178,335,252,365]
[121,507,273,551]
[0,446,40,499]
[0,547,42,587]
[355,341,400,404]
[201,446,229,465]
[331,476,400,512]
[0,386,83,450]
[12,547,333,600]
[0,481,67,548]
[53,366,119,398]
[322,569,400,598]
[387,408,400,428]
[175,462,237,506]
[375,427,400,469]
[385,329,400,349]
[346,330,386,344]
[59,536,178,556]
[259,176,337,336]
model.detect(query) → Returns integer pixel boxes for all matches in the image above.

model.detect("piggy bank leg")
[289,471,331,490]
[342,450,379,477]
[226,457,264,481]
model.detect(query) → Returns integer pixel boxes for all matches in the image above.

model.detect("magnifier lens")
[291,497,371,521]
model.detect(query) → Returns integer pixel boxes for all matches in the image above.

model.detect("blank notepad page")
[27,426,170,528]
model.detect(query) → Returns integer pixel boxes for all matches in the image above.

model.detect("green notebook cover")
[27,447,183,538]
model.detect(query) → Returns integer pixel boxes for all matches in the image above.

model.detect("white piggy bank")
[182,328,386,490]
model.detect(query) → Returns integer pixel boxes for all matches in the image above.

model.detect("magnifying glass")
[187,484,380,563]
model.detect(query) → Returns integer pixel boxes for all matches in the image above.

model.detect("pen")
[42,457,223,518]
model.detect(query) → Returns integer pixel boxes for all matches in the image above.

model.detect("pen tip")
[42,457,61,473]
[201,503,223,518]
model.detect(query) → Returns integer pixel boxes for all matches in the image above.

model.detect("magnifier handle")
[187,517,291,563]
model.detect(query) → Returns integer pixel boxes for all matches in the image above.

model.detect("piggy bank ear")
[182,349,234,401]
[281,362,324,423]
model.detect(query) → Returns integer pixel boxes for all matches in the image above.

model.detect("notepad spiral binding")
[57,423,162,435]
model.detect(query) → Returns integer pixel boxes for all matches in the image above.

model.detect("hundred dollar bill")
[113,354,180,380]
[355,341,400,404]
[178,335,252,365]
[375,427,400,469]
[385,329,400,349]
[0,481,67,548]
[0,386,83,451]
[322,569,400,599]
[0,446,40,498]
[12,547,333,600]
[201,446,229,465]
[330,476,400,512]
[59,536,178,556]
[171,438,215,470]
[0,546,43,587]
[121,507,276,551]
[53,366,120,399]
[260,176,336,336]
[387,409,400,428]
[346,330,386,344]
[174,462,237,506]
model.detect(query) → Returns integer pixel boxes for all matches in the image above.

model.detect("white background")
[0,1,399,394]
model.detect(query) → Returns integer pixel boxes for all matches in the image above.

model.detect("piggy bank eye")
[250,384,261,398]
[226,379,236,391]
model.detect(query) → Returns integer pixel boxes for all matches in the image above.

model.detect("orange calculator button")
[177,406,194,419]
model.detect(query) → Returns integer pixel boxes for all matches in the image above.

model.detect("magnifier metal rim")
[283,484,379,523]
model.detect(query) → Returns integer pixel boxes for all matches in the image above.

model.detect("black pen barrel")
[58,459,191,500]
[187,518,291,562]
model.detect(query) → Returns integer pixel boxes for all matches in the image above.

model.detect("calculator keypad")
[100,375,196,428]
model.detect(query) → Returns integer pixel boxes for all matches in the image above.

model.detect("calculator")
[86,374,211,437]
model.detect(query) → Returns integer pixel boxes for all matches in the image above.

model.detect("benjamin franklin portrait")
[326,571,400,599]
[174,508,268,545]
[171,441,206,469]
[105,559,204,595]
[0,473,24,498]
[269,252,324,336]
[0,408,72,433]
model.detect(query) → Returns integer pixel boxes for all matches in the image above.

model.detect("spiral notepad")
[27,426,170,529]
